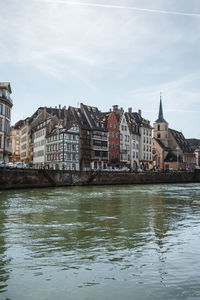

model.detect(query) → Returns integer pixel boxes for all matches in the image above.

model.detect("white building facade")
[46,124,80,170]
[0,83,13,162]
[119,113,131,167]
[33,121,49,168]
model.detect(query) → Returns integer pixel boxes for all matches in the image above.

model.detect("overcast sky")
[1,0,200,138]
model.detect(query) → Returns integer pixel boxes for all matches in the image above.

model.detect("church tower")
[153,94,169,147]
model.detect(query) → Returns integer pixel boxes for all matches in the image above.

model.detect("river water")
[0,183,200,300]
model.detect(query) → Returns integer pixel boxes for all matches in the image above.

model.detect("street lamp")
[176,146,179,171]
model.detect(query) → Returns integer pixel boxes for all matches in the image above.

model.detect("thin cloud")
[36,0,200,18]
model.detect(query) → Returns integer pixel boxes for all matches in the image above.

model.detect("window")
[114,123,117,129]
[110,122,113,128]
[112,132,115,139]
[0,104,3,114]
[157,125,160,131]
[157,133,160,138]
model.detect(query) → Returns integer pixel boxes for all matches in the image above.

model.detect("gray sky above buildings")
[1,0,200,138]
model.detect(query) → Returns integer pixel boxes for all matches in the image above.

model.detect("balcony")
[93,145,108,151]
[93,135,107,141]
[93,155,108,160]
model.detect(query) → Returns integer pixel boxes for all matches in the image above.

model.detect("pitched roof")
[130,112,152,129]
[169,128,193,153]
[125,112,140,135]
[67,106,91,130]
[13,120,24,129]
[186,138,200,150]
[80,103,107,131]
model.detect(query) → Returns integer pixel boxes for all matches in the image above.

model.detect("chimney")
[113,105,118,112]
[64,116,67,127]
[128,107,132,113]
[138,109,142,116]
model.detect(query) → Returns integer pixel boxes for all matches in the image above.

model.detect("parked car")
[15,162,27,168]
[7,162,16,168]
[0,161,8,168]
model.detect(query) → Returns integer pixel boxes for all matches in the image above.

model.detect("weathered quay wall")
[0,168,200,190]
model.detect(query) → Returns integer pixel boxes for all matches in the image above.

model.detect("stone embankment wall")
[0,168,200,190]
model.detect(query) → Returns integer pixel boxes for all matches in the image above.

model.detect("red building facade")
[107,111,120,167]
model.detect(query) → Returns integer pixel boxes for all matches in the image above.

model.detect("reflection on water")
[0,183,200,299]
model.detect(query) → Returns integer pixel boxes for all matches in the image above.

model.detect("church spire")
[155,93,166,123]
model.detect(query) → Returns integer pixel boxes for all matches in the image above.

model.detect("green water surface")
[0,183,200,300]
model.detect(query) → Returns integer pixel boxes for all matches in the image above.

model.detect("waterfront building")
[186,139,200,168]
[194,148,200,167]
[10,120,24,162]
[125,108,140,169]
[32,115,59,168]
[0,82,13,162]
[20,106,67,165]
[20,108,49,165]
[46,123,80,170]
[81,103,108,170]
[137,113,152,168]
[20,119,33,164]
[101,105,120,168]
[153,97,195,170]
[126,108,152,169]
[118,110,131,168]
[66,106,92,171]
